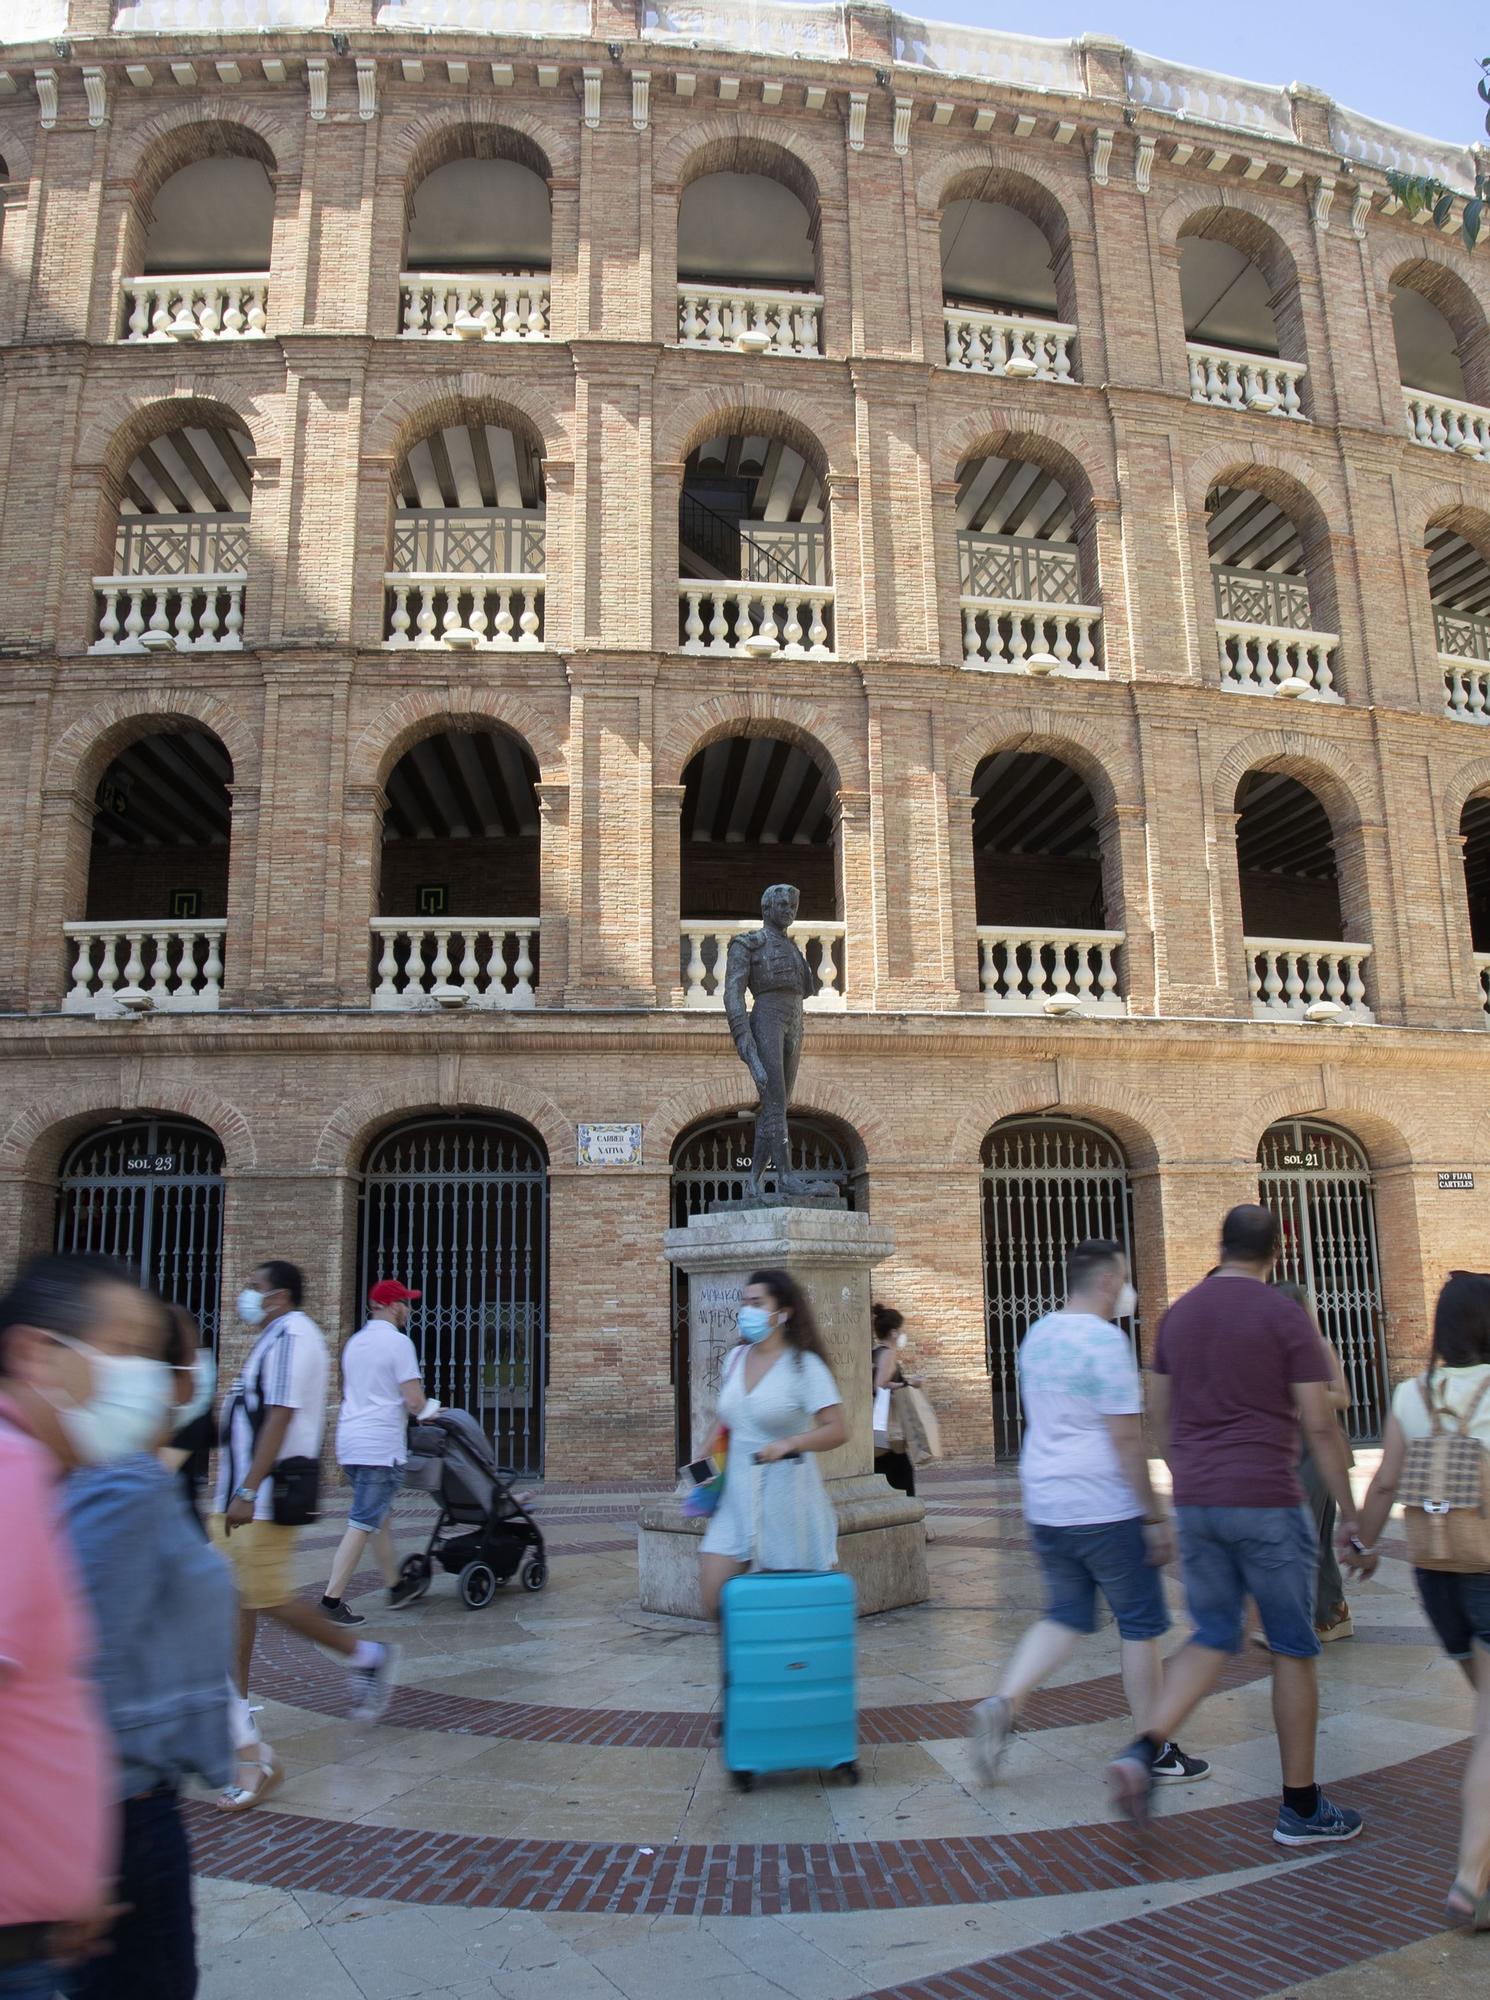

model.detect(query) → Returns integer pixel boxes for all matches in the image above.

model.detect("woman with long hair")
[871,1302,918,1500]
[1353,1271,1490,1929]
[696,1268,847,1618]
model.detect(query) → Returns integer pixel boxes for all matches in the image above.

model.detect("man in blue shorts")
[968,1238,1208,1789]
[1105,1205,1365,1845]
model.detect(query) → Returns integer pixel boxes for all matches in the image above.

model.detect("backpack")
[1397,1374,1490,1573]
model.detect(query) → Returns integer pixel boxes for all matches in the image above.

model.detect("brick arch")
[1441,750,1490,838]
[75,386,277,485]
[654,113,836,207]
[1244,1088,1424,1172]
[313,1083,569,1173]
[1418,494,1490,563]
[111,105,298,202]
[1186,440,1344,534]
[1211,730,1376,839]
[44,691,257,801]
[655,385,851,483]
[947,714,1130,814]
[390,107,569,190]
[0,1087,255,1180]
[0,113,36,186]
[934,411,1113,507]
[950,1078,1167,1174]
[651,1078,887,1165]
[349,687,567,792]
[655,693,862,793]
[1378,243,1490,405]
[1160,187,1311,286]
[361,375,570,471]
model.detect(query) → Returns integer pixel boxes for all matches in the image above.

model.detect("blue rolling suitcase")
[719,1460,859,1791]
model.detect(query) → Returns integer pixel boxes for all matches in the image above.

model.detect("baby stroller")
[398,1407,547,1609]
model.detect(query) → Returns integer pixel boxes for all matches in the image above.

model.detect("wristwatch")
[234,1484,258,1503]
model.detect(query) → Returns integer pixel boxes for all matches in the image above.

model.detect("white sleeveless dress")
[699,1344,841,1570]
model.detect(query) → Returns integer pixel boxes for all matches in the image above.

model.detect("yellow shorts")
[209,1516,298,1610]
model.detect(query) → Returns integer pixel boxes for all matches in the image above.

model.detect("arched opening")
[91,411,253,655]
[1234,770,1372,1022]
[1206,479,1340,700]
[670,1110,864,1457]
[940,180,1075,380]
[122,133,275,343]
[1180,212,1306,417]
[956,449,1100,674]
[372,726,541,1010]
[385,407,546,650]
[1258,1118,1387,1438]
[62,726,232,1016]
[676,143,821,355]
[677,733,842,1006]
[678,428,832,656]
[1459,793,1490,1018]
[357,1113,549,1472]
[1428,511,1490,717]
[971,750,1123,1014]
[980,1116,1135,1452]
[1392,261,1490,450]
[400,131,552,342]
[55,1116,225,1350]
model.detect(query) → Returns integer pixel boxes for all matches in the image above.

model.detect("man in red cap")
[320,1280,434,1622]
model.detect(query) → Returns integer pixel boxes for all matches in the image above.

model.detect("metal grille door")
[981,1118,1134,1451]
[55,1118,225,1349]
[1259,1119,1387,1441]
[358,1116,548,1475]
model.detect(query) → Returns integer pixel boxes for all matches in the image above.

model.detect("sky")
[901,0,1487,148]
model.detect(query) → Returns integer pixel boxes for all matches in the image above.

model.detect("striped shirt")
[214,1310,329,1522]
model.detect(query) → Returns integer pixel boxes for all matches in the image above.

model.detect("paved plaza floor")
[191,1462,1488,2000]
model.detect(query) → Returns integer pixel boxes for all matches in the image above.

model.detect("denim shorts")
[1176,1503,1319,1657]
[1029,1515,1170,1641]
[1414,1568,1490,1661]
[345,1462,404,1531]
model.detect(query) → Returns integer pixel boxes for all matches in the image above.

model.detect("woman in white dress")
[698,1267,847,1618]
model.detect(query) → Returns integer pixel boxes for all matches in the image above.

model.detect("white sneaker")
[348,1643,400,1724]
[968,1696,1014,1785]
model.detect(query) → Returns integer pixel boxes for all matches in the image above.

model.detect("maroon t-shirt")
[1152,1274,1329,1507]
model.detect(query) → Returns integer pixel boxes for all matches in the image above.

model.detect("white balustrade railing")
[1125,49,1293,137]
[961,599,1103,677]
[680,921,846,1010]
[1476,953,1490,1022]
[892,16,1084,90]
[1330,106,1477,189]
[370,921,538,1010]
[1216,620,1339,700]
[1444,662,1490,723]
[677,285,823,356]
[113,0,329,25]
[1187,344,1306,419]
[977,928,1126,1016]
[677,581,835,658]
[1246,938,1373,1023]
[62,922,225,1014]
[91,576,245,653]
[379,0,587,29]
[1437,606,1490,664]
[644,1,847,57]
[943,309,1076,382]
[383,574,545,649]
[120,275,270,342]
[398,273,550,342]
[1402,389,1490,465]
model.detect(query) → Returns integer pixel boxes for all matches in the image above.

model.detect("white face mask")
[173,1351,217,1432]
[895,1333,907,1350]
[1114,1281,1138,1321]
[45,1336,174,1465]
[237,1287,266,1328]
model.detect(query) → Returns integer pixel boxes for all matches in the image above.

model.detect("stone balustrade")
[120,275,270,342]
[1216,619,1340,700]
[62,922,225,1015]
[398,273,550,341]
[1445,662,1490,723]
[370,921,538,1010]
[1477,953,1490,1021]
[1246,938,1373,1023]
[680,922,846,1010]
[677,285,823,356]
[91,576,245,653]
[1187,344,1306,419]
[1402,389,1490,464]
[977,928,1126,1016]
[961,599,1103,677]
[942,308,1077,382]
[383,574,545,649]
[677,581,835,658]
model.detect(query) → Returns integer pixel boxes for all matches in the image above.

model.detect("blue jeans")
[1029,1516,1170,1640]
[0,1959,62,2000]
[346,1463,404,1533]
[70,1790,195,2000]
[1177,1504,1320,1658]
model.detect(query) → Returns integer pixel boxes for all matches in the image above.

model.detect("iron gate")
[358,1115,548,1475]
[981,1117,1135,1451]
[1258,1119,1387,1441]
[669,1114,862,1461]
[54,1117,225,1349]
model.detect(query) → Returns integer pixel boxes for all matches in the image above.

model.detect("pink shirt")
[0,1397,114,1924]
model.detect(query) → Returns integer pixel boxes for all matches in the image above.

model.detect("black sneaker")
[321,1598,365,1627]
[387,1575,423,1610]
[1151,1742,1211,1784]
[347,1643,400,1724]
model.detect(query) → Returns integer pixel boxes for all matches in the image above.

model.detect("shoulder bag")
[242,1323,322,1528]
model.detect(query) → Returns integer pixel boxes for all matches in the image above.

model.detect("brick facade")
[2,4,1490,1477]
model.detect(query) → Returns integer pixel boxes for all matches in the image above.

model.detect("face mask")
[173,1351,217,1432]
[895,1333,907,1350]
[237,1288,266,1328]
[1114,1281,1138,1320]
[738,1305,773,1345]
[45,1337,174,1465]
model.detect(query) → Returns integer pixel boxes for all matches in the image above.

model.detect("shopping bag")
[894,1383,942,1466]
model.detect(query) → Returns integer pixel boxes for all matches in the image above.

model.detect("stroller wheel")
[459,1562,498,1610]
[520,1557,548,1593]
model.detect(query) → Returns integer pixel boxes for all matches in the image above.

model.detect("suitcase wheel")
[840,1762,861,1786]
[730,1770,755,1793]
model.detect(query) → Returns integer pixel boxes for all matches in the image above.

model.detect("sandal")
[217,1741,284,1813]
[1446,1880,1490,1931]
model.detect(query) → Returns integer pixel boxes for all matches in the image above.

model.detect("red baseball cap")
[369,1278,421,1306]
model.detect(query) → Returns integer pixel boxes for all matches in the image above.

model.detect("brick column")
[249,664,353,1005]
[864,692,960,1008]
[947,788,982,1004]
[336,781,387,1004]
[278,343,369,644]
[651,783,686,1005]
[871,1164,992,1461]
[832,787,875,1007]
[564,670,657,1006]
[1133,709,1236,1017]
[571,346,657,650]
[535,781,572,1008]
[222,778,262,1011]
[29,782,93,1013]
[851,364,939,663]
[1097,800,1156,1017]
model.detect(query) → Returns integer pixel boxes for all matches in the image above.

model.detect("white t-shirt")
[336,1319,422,1467]
[214,1311,330,1522]
[1017,1310,1144,1527]
[1392,1365,1490,1447]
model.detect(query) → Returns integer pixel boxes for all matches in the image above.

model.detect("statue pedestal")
[637,1206,929,1618]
